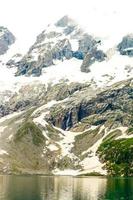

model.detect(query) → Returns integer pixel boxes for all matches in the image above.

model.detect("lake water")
[0,175,132,200]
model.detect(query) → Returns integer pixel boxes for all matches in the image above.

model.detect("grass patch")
[126,127,133,135]
[42,124,61,141]
[14,121,45,146]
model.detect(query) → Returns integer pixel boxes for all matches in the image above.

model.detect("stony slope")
[0,78,132,176]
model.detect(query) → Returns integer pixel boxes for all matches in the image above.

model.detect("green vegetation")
[14,121,45,146]
[44,124,61,141]
[126,127,133,135]
[97,138,133,176]
[24,107,37,121]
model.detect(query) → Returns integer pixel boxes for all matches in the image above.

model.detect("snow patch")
[7,134,13,141]
[53,169,79,176]
[47,144,59,151]
[0,150,8,155]
[0,111,23,123]
[0,126,7,134]
[116,127,133,139]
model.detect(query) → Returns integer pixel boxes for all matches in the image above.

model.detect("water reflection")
[7,176,42,200]
[38,176,107,200]
[0,175,132,200]
[73,177,107,200]
[105,178,133,200]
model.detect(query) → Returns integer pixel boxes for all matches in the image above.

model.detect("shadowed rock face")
[117,34,133,56]
[81,50,106,72]
[0,82,89,118]
[0,27,15,55]
[47,79,133,130]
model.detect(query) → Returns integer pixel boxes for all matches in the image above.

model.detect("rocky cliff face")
[80,50,106,72]
[46,79,133,130]
[0,27,15,55]
[0,82,89,117]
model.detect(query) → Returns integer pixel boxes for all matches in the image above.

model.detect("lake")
[0,175,132,200]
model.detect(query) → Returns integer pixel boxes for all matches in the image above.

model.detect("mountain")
[0,78,132,176]
[0,27,15,55]
[7,16,106,76]
[0,16,132,176]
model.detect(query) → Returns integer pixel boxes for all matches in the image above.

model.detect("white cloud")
[0,0,133,52]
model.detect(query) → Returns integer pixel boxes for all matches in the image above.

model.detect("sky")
[0,0,133,53]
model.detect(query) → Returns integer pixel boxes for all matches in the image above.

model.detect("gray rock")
[78,34,97,55]
[0,27,15,55]
[47,79,133,130]
[117,34,133,56]
[6,54,22,68]
[81,50,106,72]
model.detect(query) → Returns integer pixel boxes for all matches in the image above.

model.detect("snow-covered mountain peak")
[33,15,85,52]
[0,16,133,96]
[8,16,104,77]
